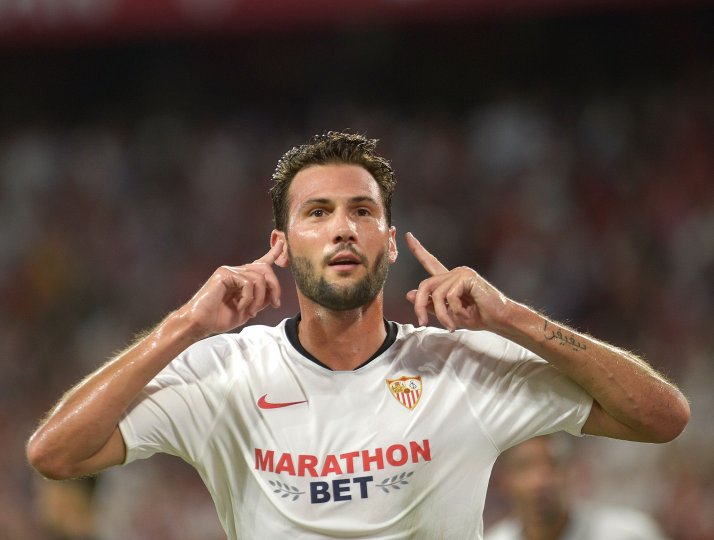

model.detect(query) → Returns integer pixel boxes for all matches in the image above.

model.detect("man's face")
[501,437,570,524]
[273,163,397,311]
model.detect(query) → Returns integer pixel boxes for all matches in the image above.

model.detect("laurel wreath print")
[268,479,305,501]
[377,471,414,493]
[268,472,415,500]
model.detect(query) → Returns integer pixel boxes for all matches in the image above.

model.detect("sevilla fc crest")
[386,375,423,411]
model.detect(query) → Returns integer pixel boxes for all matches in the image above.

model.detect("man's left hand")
[405,232,510,332]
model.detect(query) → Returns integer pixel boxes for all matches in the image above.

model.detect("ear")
[388,226,398,264]
[270,230,289,268]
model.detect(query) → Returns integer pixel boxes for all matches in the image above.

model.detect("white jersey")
[119,317,592,539]
[485,505,669,540]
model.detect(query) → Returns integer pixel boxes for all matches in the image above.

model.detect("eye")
[309,209,326,217]
[356,208,371,217]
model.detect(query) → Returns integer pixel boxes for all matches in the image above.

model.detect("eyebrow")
[300,196,380,208]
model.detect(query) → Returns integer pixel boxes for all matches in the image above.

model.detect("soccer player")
[27,132,689,539]
[485,435,669,540]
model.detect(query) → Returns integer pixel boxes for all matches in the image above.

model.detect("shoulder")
[210,321,290,363]
[162,321,288,380]
[484,518,521,540]
[393,322,540,370]
[228,321,287,348]
[575,505,667,539]
[394,323,509,351]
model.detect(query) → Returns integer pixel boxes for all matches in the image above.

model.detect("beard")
[289,243,390,311]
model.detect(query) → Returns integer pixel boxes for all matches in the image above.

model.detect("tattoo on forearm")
[543,321,587,351]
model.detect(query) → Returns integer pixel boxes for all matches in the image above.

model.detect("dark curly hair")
[270,131,396,231]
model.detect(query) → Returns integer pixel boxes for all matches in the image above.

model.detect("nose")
[331,209,357,243]
[528,462,559,492]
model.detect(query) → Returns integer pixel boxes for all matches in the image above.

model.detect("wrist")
[159,309,210,346]
[488,300,539,341]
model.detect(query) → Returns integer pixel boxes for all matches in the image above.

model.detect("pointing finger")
[256,239,284,265]
[406,232,448,276]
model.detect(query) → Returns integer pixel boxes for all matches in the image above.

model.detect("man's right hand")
[26,239,287,480]
[176,240,285,340]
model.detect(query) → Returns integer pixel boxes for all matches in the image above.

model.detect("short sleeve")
[460,332,593,452]
[118,335,234,466]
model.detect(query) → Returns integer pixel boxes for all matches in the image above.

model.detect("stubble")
[289,244,390,311]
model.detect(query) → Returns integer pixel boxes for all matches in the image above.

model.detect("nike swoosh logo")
[257,394,307,409]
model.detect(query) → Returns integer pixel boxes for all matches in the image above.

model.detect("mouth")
[327,251,363,271]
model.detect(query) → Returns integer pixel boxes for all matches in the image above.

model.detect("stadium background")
[1,0,713,537]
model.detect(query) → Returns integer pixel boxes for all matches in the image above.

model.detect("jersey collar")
[285,314,398,371]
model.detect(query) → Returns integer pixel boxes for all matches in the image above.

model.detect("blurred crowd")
[2,15,714,539]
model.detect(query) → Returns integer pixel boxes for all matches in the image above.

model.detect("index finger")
[405,232,448,276]
[255,239,284,265]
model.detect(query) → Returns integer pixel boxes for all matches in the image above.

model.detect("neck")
[520,513,569,540]
[296,293,387,371]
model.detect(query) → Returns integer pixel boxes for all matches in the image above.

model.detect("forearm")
[404,234,689,442]
[495,301,690,442]
[27,311,200,477]
[27,245,284,479]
